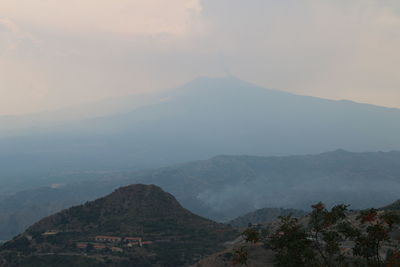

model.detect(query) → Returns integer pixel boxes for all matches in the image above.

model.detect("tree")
[269,215,318,267]
[241,202,400,267]
[351,209,400,266]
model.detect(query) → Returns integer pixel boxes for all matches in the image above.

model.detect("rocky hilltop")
[0,184,237,267]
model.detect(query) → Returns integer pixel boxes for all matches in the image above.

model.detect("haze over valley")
[1,77,400,194]
[1,1,400,266]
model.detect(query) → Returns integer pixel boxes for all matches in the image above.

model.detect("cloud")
[200,0,400,107]
[0,0,202,36]
[1,0,400,115]
[0,17,38,50]
[0,18,19,34]
[0,1,204,115]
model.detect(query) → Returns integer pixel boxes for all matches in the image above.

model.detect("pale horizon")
[1,0,400,115]
[3,75,400,117]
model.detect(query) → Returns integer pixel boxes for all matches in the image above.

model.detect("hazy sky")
[1,0,400,115]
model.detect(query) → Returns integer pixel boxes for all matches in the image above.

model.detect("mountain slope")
[0,184,237,266]
[0,92,162,137]
[381,199,400,211]
[1,77,400,186]
[228,208,306,227]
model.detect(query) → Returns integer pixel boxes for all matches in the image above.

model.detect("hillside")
[194,207,400,267]
[1,77,400,191]
[0,184,237,267]
[381,199,400,211]
[193,243,276,267]
[0,181,119,241]
[228,208,306,227]
[1,150,400,241]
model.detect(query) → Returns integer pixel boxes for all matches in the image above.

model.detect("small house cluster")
[75,235,154,253]
[94,235,151,246]
[39,230,160,254]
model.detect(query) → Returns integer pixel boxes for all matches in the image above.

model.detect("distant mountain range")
[1,150,400,241]
[0,184,237,267]
[1,77,400,192]
[0,92,161,136]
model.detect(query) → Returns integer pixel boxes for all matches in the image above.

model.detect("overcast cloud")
[1,0,400,115]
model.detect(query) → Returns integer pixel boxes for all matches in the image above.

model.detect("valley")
[1,150,400,242]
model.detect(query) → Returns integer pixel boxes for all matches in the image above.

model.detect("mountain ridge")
[228,207,307,227]
[1,150,400,241]
[1,76,400,186]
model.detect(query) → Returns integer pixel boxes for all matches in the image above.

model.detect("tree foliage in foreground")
[240,202,400,267]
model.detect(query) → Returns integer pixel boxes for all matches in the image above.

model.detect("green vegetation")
[240,203,400,267]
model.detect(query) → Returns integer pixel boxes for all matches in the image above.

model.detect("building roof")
[95,235,121,240]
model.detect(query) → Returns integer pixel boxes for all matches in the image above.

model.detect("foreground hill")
[0,184,237,267]
[1,150,400,241]
[1,76,400,192]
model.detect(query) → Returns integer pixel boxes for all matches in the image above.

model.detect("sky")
[1,0,400,115]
